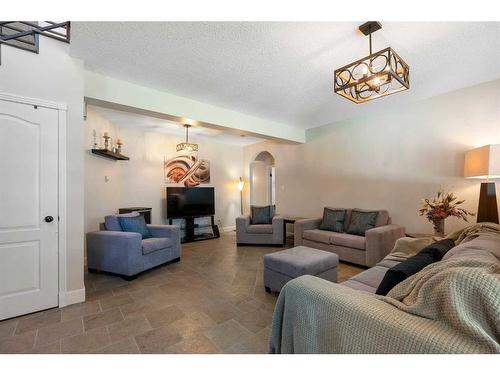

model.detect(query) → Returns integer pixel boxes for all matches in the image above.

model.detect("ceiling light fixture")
[176,124,198,153]
[334,21,410,104]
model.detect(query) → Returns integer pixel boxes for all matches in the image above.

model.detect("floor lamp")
[464,144,500,224]
[237,177,245,215]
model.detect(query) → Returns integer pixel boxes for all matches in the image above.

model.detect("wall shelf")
[91,149,129,161]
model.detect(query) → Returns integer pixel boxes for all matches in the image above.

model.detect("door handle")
[44,216,54,223]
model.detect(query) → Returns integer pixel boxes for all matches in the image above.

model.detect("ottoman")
[263,246,339,292]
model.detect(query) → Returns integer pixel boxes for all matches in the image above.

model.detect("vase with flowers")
[419,189,475,237]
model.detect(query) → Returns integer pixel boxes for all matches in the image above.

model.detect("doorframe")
[0,92,71,308]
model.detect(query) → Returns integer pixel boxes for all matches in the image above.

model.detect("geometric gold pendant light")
[334,21,410,104]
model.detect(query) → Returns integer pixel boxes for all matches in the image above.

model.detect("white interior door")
[0,98,59,320]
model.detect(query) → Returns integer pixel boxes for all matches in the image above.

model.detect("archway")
[250,151,276,206]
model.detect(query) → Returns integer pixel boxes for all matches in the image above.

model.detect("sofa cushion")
[303,229,334,244]
[329,232,366,250]
[346,210,379,236]
[264,246,339,278]
[319,208,346,233]
[443,232,500,263]
[346,265,389,290]
[375,239,455,295]
[104,212,139,231]
[325,207,352,231]
[142,237,173,255]
[251,205,273,224]
[351,208,389,227]
[118,214,152,239]
[246,224,274,234]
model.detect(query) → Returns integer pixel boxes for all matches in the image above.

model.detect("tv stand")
[168,215,220,243]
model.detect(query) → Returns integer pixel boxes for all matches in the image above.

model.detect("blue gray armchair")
[86,214,181,280]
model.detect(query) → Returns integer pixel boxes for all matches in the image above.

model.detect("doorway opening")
[249,151,275,206]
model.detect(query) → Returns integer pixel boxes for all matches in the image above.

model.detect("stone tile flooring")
[0,232,363,354]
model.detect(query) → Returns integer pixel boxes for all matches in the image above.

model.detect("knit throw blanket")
[385,257,500,352]
[445,222,500,245]
[270,250,500,353]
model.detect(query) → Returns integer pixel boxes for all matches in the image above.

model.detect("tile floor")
[0,232,363,354]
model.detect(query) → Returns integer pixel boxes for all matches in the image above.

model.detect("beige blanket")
[445,222,500,244]
[385,257,500,352]
[390,223,500,258]
[270,234,500,353]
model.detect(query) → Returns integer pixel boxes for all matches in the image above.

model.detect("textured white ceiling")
[90,105,264,146]
[71,22,500,129]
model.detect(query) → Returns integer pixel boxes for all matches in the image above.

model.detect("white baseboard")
[59,288,86,307]
[222,225,236,232]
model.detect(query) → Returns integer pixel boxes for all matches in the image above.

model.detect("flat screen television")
[166,187,215,218]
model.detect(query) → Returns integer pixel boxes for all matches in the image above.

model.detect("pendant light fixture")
[334,21,410,103]
[176,124,198,153]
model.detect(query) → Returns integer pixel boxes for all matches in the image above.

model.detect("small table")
[282,216,306,245]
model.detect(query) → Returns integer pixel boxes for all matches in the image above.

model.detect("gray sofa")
[294,208,405,267]
[270,232,500,353]
[236,214,284,246]
[86,214,181,280]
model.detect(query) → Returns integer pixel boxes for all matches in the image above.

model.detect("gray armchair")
[236,214,284,246]
[86,214,181,280]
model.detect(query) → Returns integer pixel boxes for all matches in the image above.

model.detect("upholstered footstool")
[263,246,339,292]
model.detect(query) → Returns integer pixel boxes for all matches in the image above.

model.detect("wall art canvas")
[164,154,210,187]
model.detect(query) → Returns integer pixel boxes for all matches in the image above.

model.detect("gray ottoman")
[263,246,339,292]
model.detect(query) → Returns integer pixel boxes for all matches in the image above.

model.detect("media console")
[168,215,220,243]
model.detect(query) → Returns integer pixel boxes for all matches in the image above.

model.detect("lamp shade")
[464,144,500,179]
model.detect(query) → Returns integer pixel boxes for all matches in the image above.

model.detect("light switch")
[105,176,110,183]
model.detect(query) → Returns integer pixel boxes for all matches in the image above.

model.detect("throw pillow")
[346,210,379,236]
[118,214,152,239]
[104,212,139,231]
[375,239,455,295]
[251,205,272,224]
[319,208,346,232]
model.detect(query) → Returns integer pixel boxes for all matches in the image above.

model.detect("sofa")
[270,231,500,353]
[295,208,405,267]
[236,214,284,246]
[86,213,181,280]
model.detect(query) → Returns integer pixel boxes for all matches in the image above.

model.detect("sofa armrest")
[86,231,143,276]
[147,225,181,244]
[270,275,484,353]
[272,215,284,243]
[365,224,406,267]
[294,218,322,246]
[236,215,251,230]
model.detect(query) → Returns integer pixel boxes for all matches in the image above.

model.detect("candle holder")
[103,133,110,151]
[116,139,123,154]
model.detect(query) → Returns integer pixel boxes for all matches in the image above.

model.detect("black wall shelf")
[91,149,130,161]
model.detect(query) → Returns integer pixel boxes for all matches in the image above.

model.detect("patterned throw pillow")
[251,205,272,224]
[118,215,152,239]
[346,210,379,236]
[319,208,346,232]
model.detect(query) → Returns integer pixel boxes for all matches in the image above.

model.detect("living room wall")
[243,79,500,234]
[84,107,244,238]
[0,38,86,300]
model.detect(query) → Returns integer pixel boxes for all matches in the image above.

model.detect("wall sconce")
[238,177,244,215]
